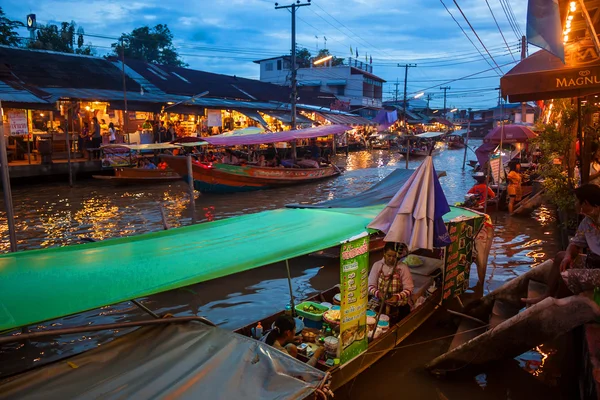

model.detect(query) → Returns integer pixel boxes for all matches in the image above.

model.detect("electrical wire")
[497,0,521,40]
[452,0,504,75]
[485,0,517,62]
[439,0,502,76]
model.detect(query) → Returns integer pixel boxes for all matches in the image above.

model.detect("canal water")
[0,141,575,398]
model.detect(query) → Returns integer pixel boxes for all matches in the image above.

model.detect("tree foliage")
[534,99,578,212]
[27,21,93,55]
[0,7,23,47]
[295,47,344,68]
[314,49,345,67]
[112,24,186,67]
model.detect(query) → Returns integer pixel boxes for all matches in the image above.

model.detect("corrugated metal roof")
[0,81,50,104]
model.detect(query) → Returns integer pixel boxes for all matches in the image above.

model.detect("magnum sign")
[556,70,600,88]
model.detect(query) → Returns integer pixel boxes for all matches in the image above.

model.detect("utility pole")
[520,35,527,124]
[425,94,432,112]
[397,63,417,131]
[276,0,311,161]
[440,87,450,118]
[462,107,472,170]
[394,79,400,103]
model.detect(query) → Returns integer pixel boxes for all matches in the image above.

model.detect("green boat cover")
[0,206,480,332]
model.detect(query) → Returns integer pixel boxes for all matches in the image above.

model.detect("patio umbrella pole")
[65,120,73,187]
[483,162,490,215]
[285,259,296,317]
[0,101,18,252]
[462,115,471,170]
[405,138,410,169]
[496,107,504,199]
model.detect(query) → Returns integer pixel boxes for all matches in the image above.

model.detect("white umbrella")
[367,156,450,251]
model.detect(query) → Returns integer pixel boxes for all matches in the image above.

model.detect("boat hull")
[163,155,341,193]
[92,167,181,184]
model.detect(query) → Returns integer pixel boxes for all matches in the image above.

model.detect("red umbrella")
[483,124,536,144]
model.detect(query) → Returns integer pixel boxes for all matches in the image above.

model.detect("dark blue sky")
[4,0,529,109]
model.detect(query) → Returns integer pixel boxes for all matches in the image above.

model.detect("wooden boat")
[425,259,600,375]
[446,134,466,149]
[163,155,341,193]
[236,262,443,391]
[92,167,181,184]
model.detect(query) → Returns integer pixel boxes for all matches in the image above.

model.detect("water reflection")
[0,142,570,397]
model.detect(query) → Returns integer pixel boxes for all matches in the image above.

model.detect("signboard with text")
[339,234,369,364]
[207,110,222,127]
[7,111,28,136]
[442,219,476,300]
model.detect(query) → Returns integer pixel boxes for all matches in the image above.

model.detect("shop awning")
[234,109,269,128]
[297,80,322,87]
[261,111,314,125]
[500,49,600,102]
[319,112,372,126]
[326,80,347,86]
[109,101,162,113]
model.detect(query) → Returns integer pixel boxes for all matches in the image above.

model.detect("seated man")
[221,149,239,165]
[297,152,320,169]
[523,184,600,304]
[467,173,495,205]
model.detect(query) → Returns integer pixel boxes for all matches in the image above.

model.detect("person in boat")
[307,139,321,161]
[507,161,522,214]
[108,122,116,144]
[523,184,600,304]
[222,149,239,165]
[257,154,267,167]
[467,172,495,205]
[267,155,282,168]
[589,142,600,186]
[261,315,324,367]
[297,152,320,169]
[368,242,414,321]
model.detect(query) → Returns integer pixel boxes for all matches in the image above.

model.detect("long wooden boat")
[163,155,341,193]
[236,263,443,391]
[425,259,600,376]
[92,167,181,184]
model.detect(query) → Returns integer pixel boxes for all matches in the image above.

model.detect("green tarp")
[0,205,480,332]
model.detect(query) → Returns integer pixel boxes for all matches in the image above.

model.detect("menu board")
[339,234,369,364]
[7,111,28,136]
[443,219,476,300]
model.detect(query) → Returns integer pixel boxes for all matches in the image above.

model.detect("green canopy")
[0,206,480,332]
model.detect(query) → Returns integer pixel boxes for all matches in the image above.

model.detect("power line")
[311,1,388,58]
[504,0,524,37]
[485,0,516,62]
[497,0,521,40]
[452,0,504,75]
[439,0,501,76]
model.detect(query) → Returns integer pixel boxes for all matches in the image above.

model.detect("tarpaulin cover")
[200,124,350,147]
[288,169,417,209]
[0,323,326,400]
[0,207,378,332]
[287,168,447,209]
[416,131,446,139]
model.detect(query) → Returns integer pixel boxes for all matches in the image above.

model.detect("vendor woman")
[368,242,414,320]
[262,315,324,366]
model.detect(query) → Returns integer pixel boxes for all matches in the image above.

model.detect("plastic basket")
[295,301,328,321]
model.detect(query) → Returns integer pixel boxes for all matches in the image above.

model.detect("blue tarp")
[288,169,419,209]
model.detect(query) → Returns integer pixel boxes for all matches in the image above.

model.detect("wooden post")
[0,101,17,252]
[186,153,196,224]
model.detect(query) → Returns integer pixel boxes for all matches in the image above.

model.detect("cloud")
[2,0,526,108]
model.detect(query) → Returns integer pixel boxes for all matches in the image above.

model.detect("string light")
[564,2,577,43]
